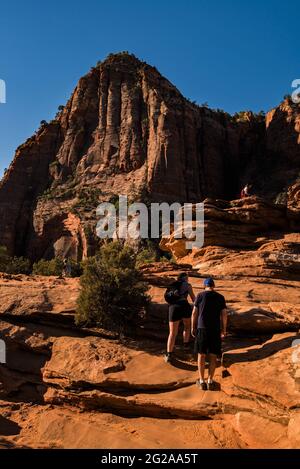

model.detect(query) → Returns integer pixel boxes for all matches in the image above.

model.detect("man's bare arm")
[191,306,199,337]
[221,308,228,337]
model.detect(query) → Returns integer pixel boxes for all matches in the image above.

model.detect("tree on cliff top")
[75,242,150,332]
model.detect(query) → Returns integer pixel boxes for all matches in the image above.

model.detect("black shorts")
[194,328,221,356]
[168,300,192,322]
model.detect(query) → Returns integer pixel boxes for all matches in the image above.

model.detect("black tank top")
[178,281,190,299]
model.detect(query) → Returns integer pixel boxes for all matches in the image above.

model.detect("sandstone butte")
[0,52,299,449]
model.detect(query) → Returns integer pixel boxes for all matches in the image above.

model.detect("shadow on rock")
[0,415,21,436]
[169,357,198,372]
[224,334,297,365]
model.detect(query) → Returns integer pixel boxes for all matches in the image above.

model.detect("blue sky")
[0,0,299,176]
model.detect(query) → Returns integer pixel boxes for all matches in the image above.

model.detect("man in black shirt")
[191,278,227,390]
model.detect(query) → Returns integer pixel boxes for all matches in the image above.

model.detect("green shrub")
[0,246,9,268]
[68,259,83,277]
[159,255,172,263]
[72,187,102,211]
[32,258,64,276]
[32,257,82,277]
[136,243,159,266]
[0,246,31,274]
[108,194,120,210]
[5,257,31,275]
[76,242,149,331]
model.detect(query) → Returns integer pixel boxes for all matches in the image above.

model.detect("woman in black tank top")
[164,272,195,363]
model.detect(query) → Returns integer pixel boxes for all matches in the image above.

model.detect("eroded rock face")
[0,52,299,447]
[0,54,299,260]
[288,182,300,231]
[160,196,300,280]
[0,274,79,321]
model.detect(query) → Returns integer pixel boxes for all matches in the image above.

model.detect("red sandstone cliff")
[0,53,299,260]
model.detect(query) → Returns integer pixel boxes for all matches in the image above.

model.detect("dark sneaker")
[207,381,216,391]
[196,379,207,391]
[164,352,173,363]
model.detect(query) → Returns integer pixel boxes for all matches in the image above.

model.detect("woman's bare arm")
[188,284,195,302]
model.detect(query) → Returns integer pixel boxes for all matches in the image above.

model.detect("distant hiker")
[240,183,252,199]
[191,278,227,391]
[62,258,72,278]
[164,272,195,363]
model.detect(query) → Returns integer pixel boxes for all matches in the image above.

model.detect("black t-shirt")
[194,290,226,331]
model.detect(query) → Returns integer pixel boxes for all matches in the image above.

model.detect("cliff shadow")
[223,333,298,366]
[0,414,21,436]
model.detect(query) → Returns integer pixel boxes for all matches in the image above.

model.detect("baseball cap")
[204,277,215,287]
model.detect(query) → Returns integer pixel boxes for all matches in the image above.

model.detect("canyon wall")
[0,53,299,260]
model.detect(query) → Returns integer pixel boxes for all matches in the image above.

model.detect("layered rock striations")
[0,53,299,261]
[160,195,300,279]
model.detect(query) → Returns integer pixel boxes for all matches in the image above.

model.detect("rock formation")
[160,195,300,279]
[0,268,299,449]
[0,52,299,261]
[0,52,299,449]
[0,194,299,448]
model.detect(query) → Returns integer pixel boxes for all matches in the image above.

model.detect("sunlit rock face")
[0,53,299,261]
